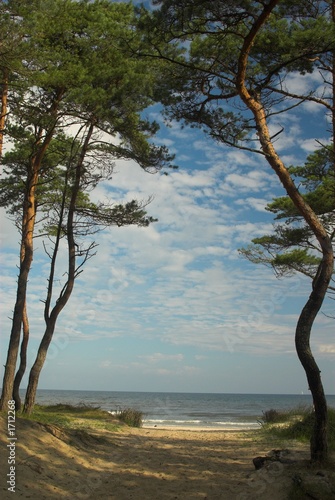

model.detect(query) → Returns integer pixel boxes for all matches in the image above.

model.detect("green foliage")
[260,406,335,451]
[117,407,143,428]
[0,1,27,79]
[261,408,288,424]
[0,132,77,219]
[22,403,120,431]
[1,0,173,235]
[268,147,335,221]
[239,146,334,285]
[148,1,335,147]
[4,0,173,171]
[20,403,143,430]
[273,249,321,270]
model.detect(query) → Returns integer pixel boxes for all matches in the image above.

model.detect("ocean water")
[23,390,335,430]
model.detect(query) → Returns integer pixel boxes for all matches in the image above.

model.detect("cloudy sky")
[0,69,334,396]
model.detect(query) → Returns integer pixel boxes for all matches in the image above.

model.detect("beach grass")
[16,402,335,452]
[20,403,144,429]
[259,405,335,451]
[21,403,122,432]
[117,407,143,428]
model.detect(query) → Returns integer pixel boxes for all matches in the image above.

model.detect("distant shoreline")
[15,390,335,432]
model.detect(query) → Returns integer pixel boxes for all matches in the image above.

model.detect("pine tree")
[145,0,335,461]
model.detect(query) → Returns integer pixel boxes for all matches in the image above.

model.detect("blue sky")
[0,69,334,396]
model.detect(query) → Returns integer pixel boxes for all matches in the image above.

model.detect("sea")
[23,390,335,430]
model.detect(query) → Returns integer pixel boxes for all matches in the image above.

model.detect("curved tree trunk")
[295,252,333,461]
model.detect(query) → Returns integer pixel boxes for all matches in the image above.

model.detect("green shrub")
[260,406,335,451]
[22,403,120,431]
[261,408,286,423]
[117,407,143,428]
[279,409,315,441]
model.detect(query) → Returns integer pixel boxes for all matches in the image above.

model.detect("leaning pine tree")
[141,0,335,461]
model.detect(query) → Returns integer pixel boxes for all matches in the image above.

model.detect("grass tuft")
[117,407,143,428]
[261,408,287,423]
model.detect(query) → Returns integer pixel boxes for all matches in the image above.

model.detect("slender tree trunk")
[23,322,56,415]
[256,161,331,460]
[235,0,334,462]
[295,256,332,461]
[12,227,30,411]
[0,169,37,411]
[12,302,30,411]
[0,68,8,158]
[0,89,64,411]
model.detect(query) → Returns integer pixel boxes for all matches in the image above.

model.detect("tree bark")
[0,166,37,411]
[23,323,56,415]
[12,302,29,411]
[235,0,334,462]
[12,223,31,411]
[295,255,333,461]
[0,68,8,158]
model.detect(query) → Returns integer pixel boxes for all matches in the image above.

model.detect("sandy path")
[1,416,328,500]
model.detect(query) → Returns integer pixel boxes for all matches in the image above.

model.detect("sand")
[1,415,334,500]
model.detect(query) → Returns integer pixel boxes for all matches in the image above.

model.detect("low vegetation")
[259,405,335,452]
[117,407,143,428]
[21,403,142,431]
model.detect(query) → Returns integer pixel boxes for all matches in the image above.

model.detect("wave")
[143,418,259,429]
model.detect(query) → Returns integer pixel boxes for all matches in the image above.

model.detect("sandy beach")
[1,415,334,500]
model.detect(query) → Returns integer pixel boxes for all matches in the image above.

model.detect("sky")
[0,71,334,396]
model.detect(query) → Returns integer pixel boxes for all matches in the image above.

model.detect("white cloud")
[138,352,184,363]
[282,70,324,97]
[235,197,270,212]
[225,170,272,192]
[319,345,335,355]
[1,102,333,394]
[300,138,330,153]
[1,145,309,361]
